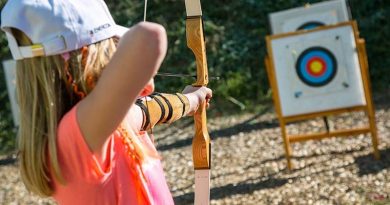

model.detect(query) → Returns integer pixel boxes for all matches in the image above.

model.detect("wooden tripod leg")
[357,38,380,159]
[368,109,380,159]
[265,55,293,169]
[280,120,293,170]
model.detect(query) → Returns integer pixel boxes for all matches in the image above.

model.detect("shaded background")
[0,0,389,153]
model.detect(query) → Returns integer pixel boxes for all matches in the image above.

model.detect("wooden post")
[265,56,293,169]
[356,38,380,159]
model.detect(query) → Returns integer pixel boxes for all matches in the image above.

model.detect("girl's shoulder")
[58,105,79,139]
[56,104,117,180]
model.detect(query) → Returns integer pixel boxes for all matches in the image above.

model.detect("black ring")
[295,46,337,87]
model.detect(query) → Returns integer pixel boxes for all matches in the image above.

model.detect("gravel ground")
[1,96,389,205]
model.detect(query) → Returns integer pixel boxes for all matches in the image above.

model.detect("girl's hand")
[182,85,212,116]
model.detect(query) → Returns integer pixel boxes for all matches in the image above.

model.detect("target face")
[269,23,366,117]
[297,21,325,31]
[296,47,337,87]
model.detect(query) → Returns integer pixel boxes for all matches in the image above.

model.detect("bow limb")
[185,0,211,204]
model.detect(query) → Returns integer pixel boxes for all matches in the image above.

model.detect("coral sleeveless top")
[52,106,174,205]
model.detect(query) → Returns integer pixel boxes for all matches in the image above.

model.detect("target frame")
[266,21,366,117]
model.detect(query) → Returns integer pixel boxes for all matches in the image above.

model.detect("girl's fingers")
[201,87,212,99]
[205,97,211,109]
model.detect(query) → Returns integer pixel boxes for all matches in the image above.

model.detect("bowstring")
[143,0,153,135]
[143,0,148,22]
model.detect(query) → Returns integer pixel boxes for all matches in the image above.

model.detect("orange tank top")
[52,105,174,205]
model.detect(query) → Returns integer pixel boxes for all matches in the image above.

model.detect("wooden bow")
[184,0,211,204]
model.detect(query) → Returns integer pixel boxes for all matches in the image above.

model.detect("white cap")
[1,0,128,60]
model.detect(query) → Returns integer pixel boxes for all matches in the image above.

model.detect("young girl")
[1,0,212,204]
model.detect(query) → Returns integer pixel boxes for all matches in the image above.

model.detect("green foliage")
[107,0,390,111]
[0,0,17,153]
[349,0,390,90]
[0,0,389,153]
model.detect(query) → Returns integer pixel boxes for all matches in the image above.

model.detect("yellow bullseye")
[309,61,323,74]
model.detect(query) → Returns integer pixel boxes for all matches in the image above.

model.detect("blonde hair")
[13,28,155,197]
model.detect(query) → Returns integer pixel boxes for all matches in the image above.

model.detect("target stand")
[264,21,380,169]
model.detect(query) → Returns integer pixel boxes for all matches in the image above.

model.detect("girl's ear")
[138,78,155,97]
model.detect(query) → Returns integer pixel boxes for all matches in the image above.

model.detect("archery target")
[269,0,350,34]
[269,24,366,117]
[2,60,19,127]
[295,47,337,87]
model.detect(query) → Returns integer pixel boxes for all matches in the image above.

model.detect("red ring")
[306,57,326,77]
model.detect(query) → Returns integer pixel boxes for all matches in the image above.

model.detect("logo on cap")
[89,23,111,36]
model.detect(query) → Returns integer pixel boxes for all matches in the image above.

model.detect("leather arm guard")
[135,93,190,131]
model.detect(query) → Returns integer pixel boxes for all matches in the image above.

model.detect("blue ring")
[297,21,325,31]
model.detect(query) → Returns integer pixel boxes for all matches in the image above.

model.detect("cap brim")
[114,25,128,37]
